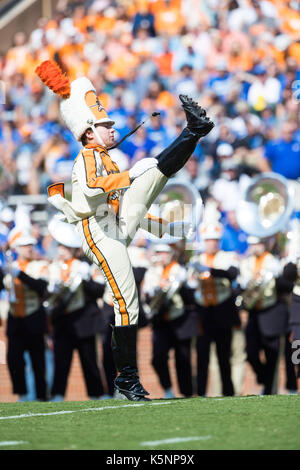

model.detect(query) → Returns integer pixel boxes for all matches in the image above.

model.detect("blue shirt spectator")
[264,122,300,180]
[132,12,156,37]
[220,211,249,254]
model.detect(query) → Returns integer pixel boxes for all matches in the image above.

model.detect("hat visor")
[94,118,115,126]
[16,237,37,246]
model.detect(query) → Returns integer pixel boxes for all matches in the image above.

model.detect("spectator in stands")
[262,121,300,180]
[132,5,156,37]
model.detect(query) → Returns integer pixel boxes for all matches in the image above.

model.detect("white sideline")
[0,441,28,446]
[215,396,264,401]
[0,401,172,421]
[141,436,211,446]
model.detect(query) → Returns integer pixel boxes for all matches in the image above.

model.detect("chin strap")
[91,124,105,147]
[108,112,160,150]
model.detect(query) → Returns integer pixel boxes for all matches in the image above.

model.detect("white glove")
[129,158,158,181]
[53,213,67,222]
[47,281,62,294]
[78,262,91,281]
[48,194,65,212]
[167,221,194,240]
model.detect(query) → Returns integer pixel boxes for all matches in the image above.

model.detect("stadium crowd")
[0,0,300,400]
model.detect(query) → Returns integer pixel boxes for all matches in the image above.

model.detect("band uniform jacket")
[239,252,288,337]
[142,261,196,340]
[190,250,240,329]
[5,259,48,336]
[49,144,168,239]
[47,258,105,339]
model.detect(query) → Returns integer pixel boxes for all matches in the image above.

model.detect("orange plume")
[35,60,71,99]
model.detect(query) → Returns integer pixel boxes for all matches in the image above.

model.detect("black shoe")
[111,325,151,401]
[115,370,151,401]
[179,94,214,137]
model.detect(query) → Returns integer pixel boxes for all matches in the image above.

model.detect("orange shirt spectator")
[64,53,90,81]
[278,5,300,38]
[150,0,181,14]
[154,2,184,36]
[156,90,176,110]
[95,15,116,33]
[255,43,285,68]
[73,5,89,33]
[59,42,84,60]
[155,50,173,77]
[288,42,300,65]
[20,51,41,79]
[227,51,253,73]
[106,50,140,81]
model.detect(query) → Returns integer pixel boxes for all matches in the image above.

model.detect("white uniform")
[60,144,168,327]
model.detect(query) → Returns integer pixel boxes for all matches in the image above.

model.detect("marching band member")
[1,233,49,401]
[36,60,214,401]
[46,217,105,401]
[189,206,240,397]
[239,236,290,395]
[142,243,195,398]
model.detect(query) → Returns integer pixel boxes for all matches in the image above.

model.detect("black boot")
[112,325,150,401]
[156,95,214,178]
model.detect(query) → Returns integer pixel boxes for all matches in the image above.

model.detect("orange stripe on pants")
[82,218,129,326]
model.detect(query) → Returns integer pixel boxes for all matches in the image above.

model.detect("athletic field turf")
[0,395,299,450]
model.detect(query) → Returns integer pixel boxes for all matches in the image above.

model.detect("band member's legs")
[102,303,116,396]
[118,167,168,245]
[262,335,280,395]
[27,334,47,400]
[284,332,297,391]
[196,333,211,396]
[7,333,27,396]
[152,327,173,392]
[77,216,147,400]
[245,316,266,385]
[174,338,193,397]
[214,328,234,396]
[76,336,104,398]
[77,217,139,326]
[118,128,201,244]
[51,335,74,397]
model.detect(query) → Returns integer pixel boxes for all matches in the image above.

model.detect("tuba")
[236,172,294,238]
[240,271,275,311]
[151,180,203,241]
[43,272,83,319]
[236,173,294,309]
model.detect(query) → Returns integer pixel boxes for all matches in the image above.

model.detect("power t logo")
[96,98,104,113]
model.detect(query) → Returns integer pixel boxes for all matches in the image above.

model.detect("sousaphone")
[150,180,203,241]
[236,172,294,238]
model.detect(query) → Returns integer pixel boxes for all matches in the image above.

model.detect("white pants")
[76,167,168,326]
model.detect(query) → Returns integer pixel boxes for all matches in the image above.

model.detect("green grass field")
[0,395,299,450]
